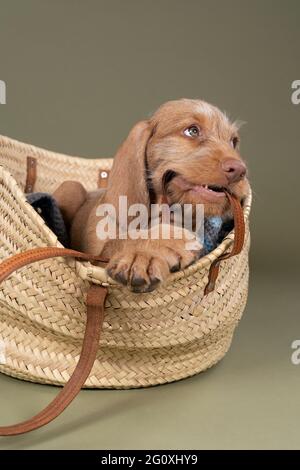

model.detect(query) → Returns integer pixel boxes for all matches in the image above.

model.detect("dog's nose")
[222,159,247,183]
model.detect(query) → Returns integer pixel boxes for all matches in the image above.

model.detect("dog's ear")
[104,121,153,210]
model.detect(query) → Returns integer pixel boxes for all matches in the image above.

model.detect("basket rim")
[0,133,110,166]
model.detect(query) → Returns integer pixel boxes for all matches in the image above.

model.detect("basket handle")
[0,247,108,436]
[204,191,246,295]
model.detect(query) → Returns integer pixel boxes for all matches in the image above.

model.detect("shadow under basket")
[0,134,251,390]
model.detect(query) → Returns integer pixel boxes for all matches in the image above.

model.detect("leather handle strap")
[0,247,108,282]
[0,247,108,436]
[98,169,110,188]
[204,191,245,295]
[25,156,37,193]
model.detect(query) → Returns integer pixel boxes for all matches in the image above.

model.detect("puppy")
[53,99,250,292]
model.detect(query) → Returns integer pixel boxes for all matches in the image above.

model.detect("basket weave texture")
[0,135,251,389]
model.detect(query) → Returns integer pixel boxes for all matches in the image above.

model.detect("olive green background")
[0,0,299,450]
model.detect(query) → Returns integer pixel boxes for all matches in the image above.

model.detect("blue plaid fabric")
[198,216,223,254]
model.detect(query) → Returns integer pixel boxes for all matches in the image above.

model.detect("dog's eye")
[231,136,239,148]
[184,125,200,138]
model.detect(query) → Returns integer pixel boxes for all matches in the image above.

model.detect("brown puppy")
[54,99,250,292]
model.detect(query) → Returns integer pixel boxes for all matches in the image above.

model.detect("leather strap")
[0,247,108,282]
[0,247,108,436]
[25,156,37,193]
[98,169,110,188]
[204,191,245,295]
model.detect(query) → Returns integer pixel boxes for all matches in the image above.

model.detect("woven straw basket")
[0,134,251,390]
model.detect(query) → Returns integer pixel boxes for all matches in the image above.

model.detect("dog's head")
[106,99,250,217]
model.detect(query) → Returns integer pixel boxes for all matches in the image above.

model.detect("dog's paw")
[107,250,169,293]
[106,231,203,293]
